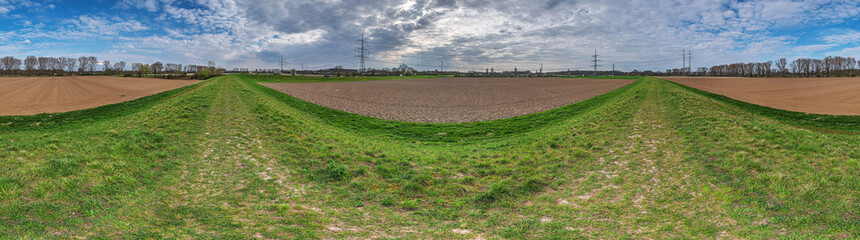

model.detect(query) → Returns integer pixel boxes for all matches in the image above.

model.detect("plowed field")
[0,76,200,115]
[262,77,635,123]
[662,77,860,115]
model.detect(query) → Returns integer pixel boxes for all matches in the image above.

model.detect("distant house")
[502,70,531,77]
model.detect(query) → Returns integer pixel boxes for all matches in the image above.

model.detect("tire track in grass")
[660,77,860,238]
[158,76,322,238]
[501,78,740,238]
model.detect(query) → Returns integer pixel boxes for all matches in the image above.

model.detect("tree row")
[669,56,858,77]
[0,56,222,79]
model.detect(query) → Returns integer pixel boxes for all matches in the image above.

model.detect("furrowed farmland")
[661,76,860,115]
[0,76,200,116]
[261,77,634,123]
[1,74,858,239]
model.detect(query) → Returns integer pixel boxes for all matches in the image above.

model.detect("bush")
[320,164,349,182]
[474,180,513,203]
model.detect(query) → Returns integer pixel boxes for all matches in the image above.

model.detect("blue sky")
[1,0,860,72]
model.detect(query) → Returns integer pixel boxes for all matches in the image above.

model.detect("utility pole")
[355,34,368,73]
[591,50,600,77]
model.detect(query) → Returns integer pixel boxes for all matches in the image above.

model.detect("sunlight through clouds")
[0,0,859,71]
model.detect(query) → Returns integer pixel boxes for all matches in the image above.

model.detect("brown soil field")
[661,77,860,115]
[0,76,200,116]
[262,77,635,123]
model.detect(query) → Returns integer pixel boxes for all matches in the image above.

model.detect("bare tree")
[775,58,787,76]
[696,67,708,76]
[1,56,23,75]
[132,63,142,77]
[63,57,77,73]
[87,56,98,73]
[151,61,163,77]
[114,61,126,73]
[184,64,197,73]
[103,60,111,74]
[37,57,50,74]
[78,57,88,73]
[48,57,60,74]
[24,56,37,75]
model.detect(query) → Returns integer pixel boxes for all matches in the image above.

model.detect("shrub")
[320,164,349,182]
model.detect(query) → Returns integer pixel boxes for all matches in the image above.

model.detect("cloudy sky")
[1,0,859,72]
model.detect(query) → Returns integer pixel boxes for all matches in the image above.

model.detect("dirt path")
[0,76,199,115]
[157,77,317,238]
[522,78,742,238]
[661,77,860,115]
[262,77,634,123]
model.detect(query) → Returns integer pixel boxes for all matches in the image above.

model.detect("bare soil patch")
[661,77,860,115]
[261,77,634,123]
[0,76,200,116]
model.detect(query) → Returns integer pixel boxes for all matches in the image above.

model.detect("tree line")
[668,56,858,77]
[0,56,221,79]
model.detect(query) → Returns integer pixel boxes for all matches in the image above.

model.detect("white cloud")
[60,15,149,38]
[821,31,860,45]
[824,46,860,58]
[793,44,838,52]
[115,0,161,12]
[0,0,39,15]
[8,0,860,71]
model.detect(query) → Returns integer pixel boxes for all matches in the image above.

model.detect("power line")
[688,48,692,74]
[278,57,285,74]
[591,50,601,77]
[355,34,369,73]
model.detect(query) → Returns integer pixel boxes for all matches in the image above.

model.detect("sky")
[1,0,860,72]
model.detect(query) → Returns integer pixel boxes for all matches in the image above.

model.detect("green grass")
[666,80,860,133]
[561,75,642,80]
[0,75,857,239]
[242,74,642,142]
[249,74,444,83]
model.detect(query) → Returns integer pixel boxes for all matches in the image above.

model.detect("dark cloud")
[58,0,859,71]
[544,0,574,10]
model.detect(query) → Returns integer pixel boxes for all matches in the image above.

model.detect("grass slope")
[0,76,856,239]
[241,74,640,142]
[666,80,860,133]
[248,74,444,83]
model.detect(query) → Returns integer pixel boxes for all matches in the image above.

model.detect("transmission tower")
[591,50,601,77]
[688,49,692,75]
[355,34,369,73]
[682,49,686,76]
[279,57,285,74]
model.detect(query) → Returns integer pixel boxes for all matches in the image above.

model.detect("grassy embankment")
[251,74,444,83]
[0,75,857,238]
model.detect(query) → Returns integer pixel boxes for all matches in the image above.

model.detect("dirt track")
[262,77,634,123]
[0,76,200,116]
[662,77,860,115]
